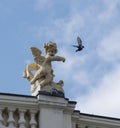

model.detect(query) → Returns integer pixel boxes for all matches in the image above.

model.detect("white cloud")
[73,27,120,118]
[76,64,120,117]
[98,0,120,21]
[36,13,84,44]
[98,28,120,62]
[72,71,91,86]
[53,48,86,80]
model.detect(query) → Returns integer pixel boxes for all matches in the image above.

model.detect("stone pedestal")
[40,107,63,128]
[37,94,76,128]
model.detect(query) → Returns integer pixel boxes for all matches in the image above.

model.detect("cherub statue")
[23,42,65,96]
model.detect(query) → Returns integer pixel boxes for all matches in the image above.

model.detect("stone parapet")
[0,93,38,128]
[0,93,120,128]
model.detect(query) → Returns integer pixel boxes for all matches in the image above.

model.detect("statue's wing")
[77,36,82,46]
[31,47,45,64]
[23,63,40,80]
[31,47,42,57]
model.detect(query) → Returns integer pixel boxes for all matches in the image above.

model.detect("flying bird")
[72,36,84,52]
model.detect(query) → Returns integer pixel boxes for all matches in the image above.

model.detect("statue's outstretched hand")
[62,58,65,62]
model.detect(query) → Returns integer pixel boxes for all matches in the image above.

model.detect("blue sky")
[0,0,120,118]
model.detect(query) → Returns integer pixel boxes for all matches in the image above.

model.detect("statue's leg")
[40,74,53,87]
[30,69,43,84]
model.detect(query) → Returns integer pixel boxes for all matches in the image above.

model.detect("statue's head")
[44,41,58,56]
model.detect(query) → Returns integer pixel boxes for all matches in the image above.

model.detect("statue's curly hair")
[44,41,58,54]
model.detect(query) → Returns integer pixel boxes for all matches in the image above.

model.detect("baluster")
[19,110,26,128]
[72,122,76,128]
[78,125,85,128]
[0,108,3,126]
[8,109,15,128]
[30,111,37,128]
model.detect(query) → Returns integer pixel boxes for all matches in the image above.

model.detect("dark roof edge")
[0,92,36,98]
[80,112,120,121]
[68,101,77,104]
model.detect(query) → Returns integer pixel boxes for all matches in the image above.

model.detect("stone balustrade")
[0,93,38,128]
[0,108,37,128]
[0,93,77,128]
[1,93,120,128]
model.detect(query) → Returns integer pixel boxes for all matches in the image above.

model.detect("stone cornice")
[0,93,39,111]
[72,111,120,127]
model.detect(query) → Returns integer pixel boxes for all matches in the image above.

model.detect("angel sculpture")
[23,42,65,97]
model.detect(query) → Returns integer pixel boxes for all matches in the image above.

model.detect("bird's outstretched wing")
[31,47,45,64]
[77,36,82,46]
[72,45,78,48]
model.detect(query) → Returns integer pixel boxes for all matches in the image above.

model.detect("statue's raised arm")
[23,41,65,97]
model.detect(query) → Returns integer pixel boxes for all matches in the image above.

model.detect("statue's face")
[47,49,56,56]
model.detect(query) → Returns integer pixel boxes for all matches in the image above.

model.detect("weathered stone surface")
[23,42,65,96]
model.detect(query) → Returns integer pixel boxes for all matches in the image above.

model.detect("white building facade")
[0,93,120,128]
